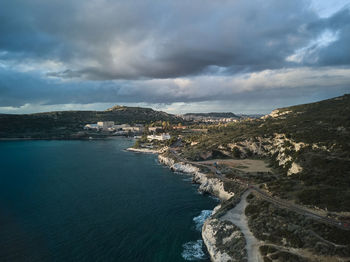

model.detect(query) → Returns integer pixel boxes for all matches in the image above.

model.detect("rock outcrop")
[202,218,247,262]
[158,153,249,261]
[227,133,305,176]
[158,154,234,201]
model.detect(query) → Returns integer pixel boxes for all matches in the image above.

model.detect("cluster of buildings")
[179,114,240,123]
[84,121,171,141]
[84,121,144,134]
[147,133,171,141]
[201,118,238,123]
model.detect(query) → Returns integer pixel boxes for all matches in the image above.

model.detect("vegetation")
[177,94,350,211]
[0,106,181,139]
[246,195,350,259]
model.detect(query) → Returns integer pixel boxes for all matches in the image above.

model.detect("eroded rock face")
[262,109,292,119]
[227,134,305,176]
[159,154,251,261]
[158,155,234,201]
[202,218,247,262]
[193,172,235,201]
[287,162,303,176]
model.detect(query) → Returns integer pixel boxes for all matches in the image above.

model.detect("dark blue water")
[0,139,217,262]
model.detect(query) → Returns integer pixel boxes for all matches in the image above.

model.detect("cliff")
[158,155,235,201]
[158,153,250,261]
[202,219,247,262]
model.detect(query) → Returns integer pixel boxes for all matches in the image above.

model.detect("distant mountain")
[182,112,239,118]
[0,106,180,139]
[181,112,240,122]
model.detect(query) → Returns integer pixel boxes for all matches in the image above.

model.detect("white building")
[97,121,114,129]
[147,133,171,141]
[123,126,144,132]
[113,124,130,130]
[148,126,163,133]
[84,124,99,130]
[84,122,143,133]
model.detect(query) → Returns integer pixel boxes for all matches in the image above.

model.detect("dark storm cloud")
[317,8,350,65]
[0,0,328,80]
[0,0,350,111]
[288,7,350,66]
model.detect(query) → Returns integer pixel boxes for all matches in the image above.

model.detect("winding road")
[169,149,350,231]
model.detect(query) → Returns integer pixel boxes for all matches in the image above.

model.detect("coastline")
[132,147,259,262]
[128,145,350,262]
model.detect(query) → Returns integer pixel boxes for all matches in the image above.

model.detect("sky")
[0,0,350,114]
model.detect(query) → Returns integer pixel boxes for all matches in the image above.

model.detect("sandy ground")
[199,159,271,173]
[220,190,263,262]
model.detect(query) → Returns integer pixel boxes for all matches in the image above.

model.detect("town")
[84,121,172,141]
[82,113,244,141]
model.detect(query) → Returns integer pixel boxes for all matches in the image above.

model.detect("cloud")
[287,7,350,65]
[0,0,349,113]
[0,0,326,80]
[1,66,349,108]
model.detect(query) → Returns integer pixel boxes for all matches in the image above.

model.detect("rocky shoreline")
[157,153,257,261]
[130,147,350,262]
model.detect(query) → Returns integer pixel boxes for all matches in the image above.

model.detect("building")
[173,125,187,130]
[84,124,99,130]
[113,124,130,130]
[148,126,163,133]
[97,121,114,129]
[122,126,144,132]
[84,122,143,133]
[147,133,171,141]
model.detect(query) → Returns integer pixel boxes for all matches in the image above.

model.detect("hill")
[178,94,350,211]
[0,106,180,139]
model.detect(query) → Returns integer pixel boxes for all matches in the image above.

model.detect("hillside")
[0,106,180,139]
[178,94,350,211]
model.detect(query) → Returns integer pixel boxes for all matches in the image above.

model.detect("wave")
[181,240,207,261]
[193,210,212,232]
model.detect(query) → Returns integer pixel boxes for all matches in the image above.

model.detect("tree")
[134,140,141,148]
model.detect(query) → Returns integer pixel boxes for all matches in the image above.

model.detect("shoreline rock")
[202,218,247,262]
[158,154,235,201]
[158,153,253,261]
[134,149,256,262]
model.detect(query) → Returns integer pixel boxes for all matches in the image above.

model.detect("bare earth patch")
[198,159,272,173]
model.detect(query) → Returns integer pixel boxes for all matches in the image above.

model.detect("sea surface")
[0,138,217,262]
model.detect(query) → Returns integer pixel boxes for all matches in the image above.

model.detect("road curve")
[168,149,350,231]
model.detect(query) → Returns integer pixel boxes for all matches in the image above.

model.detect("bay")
[0,138,217,262]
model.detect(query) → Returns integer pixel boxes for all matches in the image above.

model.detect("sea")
[0,138,218,262]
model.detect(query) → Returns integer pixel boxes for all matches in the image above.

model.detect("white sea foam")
[181,240,206,261]
[193,210,212,231]
[174,171,187,175]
